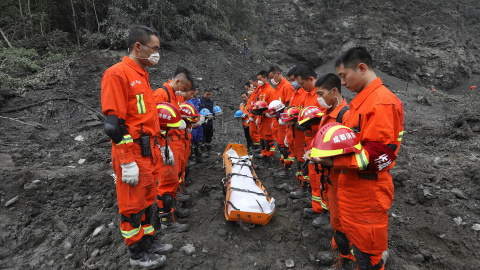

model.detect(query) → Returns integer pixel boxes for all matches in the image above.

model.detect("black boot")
[128,242,166,268]
[159,212,190,233]
[289,181,310,199]
[139,235,173,255]
[312,209,330,227]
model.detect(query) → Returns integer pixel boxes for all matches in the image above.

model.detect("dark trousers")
[202,123,214,150]
[243,125,253,149]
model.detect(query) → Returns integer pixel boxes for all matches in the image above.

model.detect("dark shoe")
[201,152,209,158]
[159,212,190,233]
[174,207,191,218]
[312,210,330,227]
[289,182,310,199]
[128,243,166,268]
[140,235,173,255]
[303,207,316,215]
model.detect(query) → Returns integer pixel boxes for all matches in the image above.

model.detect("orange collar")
[122,56,146,76]
[350,77,383,109]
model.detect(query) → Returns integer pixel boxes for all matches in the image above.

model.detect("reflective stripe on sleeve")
[143,225,154,235]
[354,149,369,170]
[397,131,404,142]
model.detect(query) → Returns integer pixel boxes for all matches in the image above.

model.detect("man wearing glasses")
[101,25,172,268]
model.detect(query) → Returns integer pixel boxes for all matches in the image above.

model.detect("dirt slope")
[0,43,480,270]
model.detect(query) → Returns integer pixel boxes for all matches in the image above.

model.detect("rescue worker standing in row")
[256,70,276,165]
[267,66,294,176]
[153,67,194,233]
[248,76,261,153]
[240,91,253,149]
[312,74,351,255]
[309,47,404,270]
[200,88,215,158]
[101,25,172,268]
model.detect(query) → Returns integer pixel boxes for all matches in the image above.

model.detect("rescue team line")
[101,25,403,269]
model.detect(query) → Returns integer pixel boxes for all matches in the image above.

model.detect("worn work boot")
[201,149,209,158]
[312,210,330,227]
[303,207,316,215]
[289,182,310,199]
[139,235,173,255]
[128,242,166,268]
[159,212,190,233]
[174,207,191,218]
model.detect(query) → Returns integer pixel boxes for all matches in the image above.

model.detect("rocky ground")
[0,42,480,270]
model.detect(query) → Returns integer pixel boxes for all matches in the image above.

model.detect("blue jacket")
[187,97,203,143]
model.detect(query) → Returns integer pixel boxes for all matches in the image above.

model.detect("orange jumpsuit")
[153,83,185,212]
[247,87,261,148]
[301,90,326,213]
[272,78,294,166]
[315,99,349,231]
[287,87,307,180]
[257,82,276,157]
[332,78,404,267]
[101,56,160,246]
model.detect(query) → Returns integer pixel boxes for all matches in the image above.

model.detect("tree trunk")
[0,28,14,48]
[92,0,100,33]
[70,0,81,46]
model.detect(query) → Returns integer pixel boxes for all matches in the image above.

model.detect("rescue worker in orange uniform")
[310,73,353,266]
[310,47,404,270]
[255,70,276,164]
[248,76,261,153]
[267,66,294,175]
[153,67,194,233]
[101,25,172,268]
[284,67,308,191]
[291,65,323,200]
[240,91,253,149]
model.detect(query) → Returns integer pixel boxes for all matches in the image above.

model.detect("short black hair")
[241,91,249,96]
[127,25,158,52]
[294,65,317,80]
[257,70,268,78]
[315,73,342,94]
[192,84,199,90]
[287,67,298,77]
[204,88,213,93]
[244,82,250,87]
[249,76,257,81]
[267,65,282,75]
[335,47,373,69]
[173,66,194,86]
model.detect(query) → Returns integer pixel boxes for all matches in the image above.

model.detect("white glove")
[284,136,288,147]
[160,146,175,166]
[248,117,254,122]
[242,113,248,118]
[186,128,192,133]
[177,120,186,130]
[265,113,274,118]
[255,118,259,125]
[121,162,139,186]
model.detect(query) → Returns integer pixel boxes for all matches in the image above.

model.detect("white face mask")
[248,90,253,95]
[132,44,160,65]
[258,80,264,86]
[250,84,254,88]
[317,96,332,109]
[147,52,160,65]
[270,78,278,86]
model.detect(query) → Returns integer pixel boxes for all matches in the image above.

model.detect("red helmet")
[310,122,362,158]
[251,100,268,115]
[179,103,199,123]
[298,106,324,126]
[280,106,300,122]
[156,102,182,128]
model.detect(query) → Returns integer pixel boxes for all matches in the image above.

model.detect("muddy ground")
[1,42,480,270]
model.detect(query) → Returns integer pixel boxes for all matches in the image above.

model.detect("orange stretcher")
[222,143,275,230]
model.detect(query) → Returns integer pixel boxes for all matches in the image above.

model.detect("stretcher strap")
[228,187,270,198]
[226,173,258,182]
[227,201,239,210]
